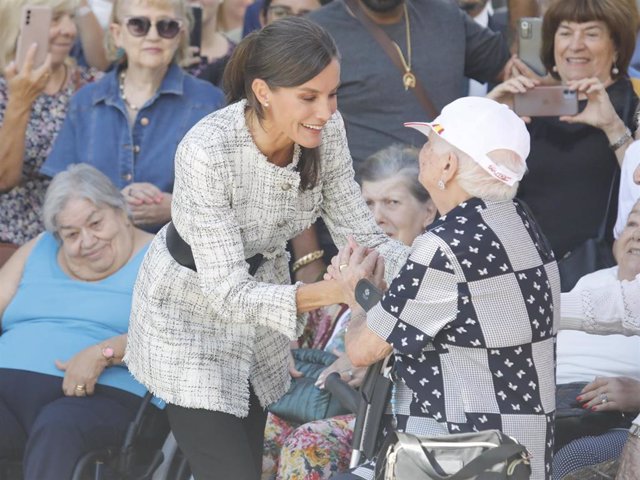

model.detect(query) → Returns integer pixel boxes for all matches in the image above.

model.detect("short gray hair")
[431,136,526,202]
[357,144,430,204]
[43,164,129,236]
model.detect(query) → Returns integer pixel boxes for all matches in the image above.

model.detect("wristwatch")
[629,423,640,439]
[101,346,115,366]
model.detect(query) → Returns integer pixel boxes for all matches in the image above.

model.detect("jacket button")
[140,117,150,126]
[277,220,286,228]
[281,182,291,191]
[133,145,141,153]
[122,173,132,181]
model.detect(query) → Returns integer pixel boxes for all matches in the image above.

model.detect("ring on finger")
[600,392,608,404]
[339,263,348,272]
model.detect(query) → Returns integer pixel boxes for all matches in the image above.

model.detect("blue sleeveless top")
[0,233,151,400]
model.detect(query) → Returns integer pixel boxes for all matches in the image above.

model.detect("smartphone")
[518,17,546,77]
[355,278,383,311]
[15,5,52,71]
[514,86,579,117]
[190,4,203,50]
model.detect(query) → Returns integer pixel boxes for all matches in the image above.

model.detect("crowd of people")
[2,0,640,479]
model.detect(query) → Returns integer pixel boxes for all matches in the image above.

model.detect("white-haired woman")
[0,0,98,266]
[0,164,155,480]
[41,0,224,232]
[330,97,560,480]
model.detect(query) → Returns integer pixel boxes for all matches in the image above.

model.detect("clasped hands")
[324,236,387,309]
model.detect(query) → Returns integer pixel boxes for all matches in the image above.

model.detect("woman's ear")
[440,151,459,184]
[109,23,123,49]
[251,78,271,108]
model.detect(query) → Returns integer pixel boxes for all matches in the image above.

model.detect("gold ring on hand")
[75,384,86,392]
[339,264,348,272]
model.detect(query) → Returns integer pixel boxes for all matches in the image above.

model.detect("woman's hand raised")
[5,44,52,107]
[560,77,623,133]
[486,75,540,110]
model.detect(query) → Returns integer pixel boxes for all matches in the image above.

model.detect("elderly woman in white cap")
[329,97,560,480]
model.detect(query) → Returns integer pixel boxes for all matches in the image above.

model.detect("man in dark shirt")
[308,0,511,168]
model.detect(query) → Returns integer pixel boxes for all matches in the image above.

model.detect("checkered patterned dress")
[359,198,559,480]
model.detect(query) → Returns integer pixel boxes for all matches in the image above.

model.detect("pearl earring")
[437,179,445,190]
[552,65,558,72]
[612,63,620,75]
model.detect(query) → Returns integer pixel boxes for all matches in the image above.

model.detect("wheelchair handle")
[325,372,360,414]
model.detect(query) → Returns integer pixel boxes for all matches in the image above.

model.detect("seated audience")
[262,144,437,480]
[558,198,640,480]
[0,164,155,480]
[41,0,224,232]
[0,0,98,265]
[488,0,639,262]
[331,97,558,480]
[553,200,640,477]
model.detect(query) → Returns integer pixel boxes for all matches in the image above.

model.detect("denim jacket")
[42,63,224,193]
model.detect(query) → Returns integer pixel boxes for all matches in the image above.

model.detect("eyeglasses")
[122,16,184,39]
[267,5,312,20]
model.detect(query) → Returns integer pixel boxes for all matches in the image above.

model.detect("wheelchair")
[0,392,189,480]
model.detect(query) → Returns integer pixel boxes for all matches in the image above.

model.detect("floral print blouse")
[0,65,97,245]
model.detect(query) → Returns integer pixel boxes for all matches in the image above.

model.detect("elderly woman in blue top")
[330,97,560,480]
[41,0,224,231]
[0,164,155,480]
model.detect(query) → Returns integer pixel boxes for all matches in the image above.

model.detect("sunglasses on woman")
[123,16,184,39]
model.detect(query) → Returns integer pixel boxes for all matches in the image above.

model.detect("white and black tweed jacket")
[125,100,409,416]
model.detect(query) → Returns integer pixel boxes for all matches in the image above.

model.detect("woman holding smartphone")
[125,17,409,480]
[488,0,638,268]
[0,0,98,266]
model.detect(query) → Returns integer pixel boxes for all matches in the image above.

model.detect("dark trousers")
[166,387,268,480]
[0,368,142,480]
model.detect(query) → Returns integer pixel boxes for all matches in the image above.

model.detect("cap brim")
[404,122,436,138]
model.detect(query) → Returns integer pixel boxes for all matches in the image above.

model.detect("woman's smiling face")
[261,58,340,149]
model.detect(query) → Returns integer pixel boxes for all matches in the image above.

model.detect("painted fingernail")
[576,395,583,402]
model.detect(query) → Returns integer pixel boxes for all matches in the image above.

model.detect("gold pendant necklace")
[392,3,415,90]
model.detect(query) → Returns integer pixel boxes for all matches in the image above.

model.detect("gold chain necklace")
[391,3,415,90]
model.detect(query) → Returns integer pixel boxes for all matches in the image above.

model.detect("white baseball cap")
[405,97,530,187]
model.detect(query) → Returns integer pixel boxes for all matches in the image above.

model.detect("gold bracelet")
[292,249,324,273]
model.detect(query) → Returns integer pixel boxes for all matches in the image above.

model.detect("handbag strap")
[377,431,530,480]
[342,0,439,119]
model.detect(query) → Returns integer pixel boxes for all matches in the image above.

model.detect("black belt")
[165,221,264,275]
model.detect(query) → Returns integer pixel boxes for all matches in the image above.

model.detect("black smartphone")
[190,4,203,50]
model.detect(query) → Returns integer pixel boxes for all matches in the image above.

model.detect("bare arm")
[291,223,326,284]
[0,237,39,325]
[0,48,51,191]
[74,0,110,71]
[346,306,392,368]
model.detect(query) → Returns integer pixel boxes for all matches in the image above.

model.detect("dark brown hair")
[541,0,639,80]
[223,17,339,190]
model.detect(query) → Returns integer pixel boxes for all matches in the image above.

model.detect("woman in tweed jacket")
[125,18,409,480]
